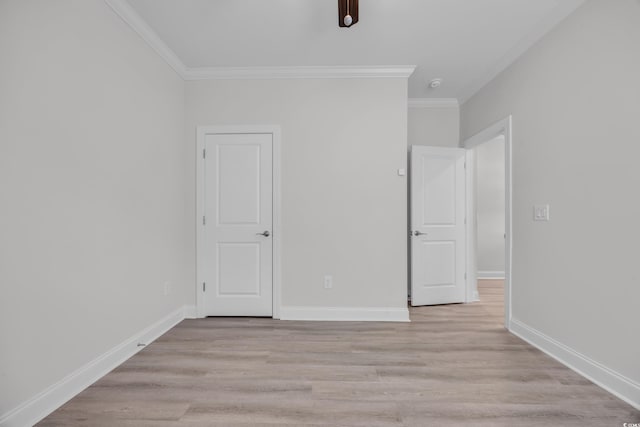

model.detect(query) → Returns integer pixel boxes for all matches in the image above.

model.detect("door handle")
[413,231,427,236]
[257,231,270,237]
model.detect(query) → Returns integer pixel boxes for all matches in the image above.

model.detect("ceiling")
[124,0,584,102]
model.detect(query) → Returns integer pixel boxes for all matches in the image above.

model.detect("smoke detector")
[428,78,443,89]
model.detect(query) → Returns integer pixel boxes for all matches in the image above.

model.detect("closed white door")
[203,132,273,316]
[410,146,466,306]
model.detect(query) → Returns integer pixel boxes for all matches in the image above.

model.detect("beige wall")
[462,0,640,394]
[186,79,409,310]
[0,0,188,417]
[408,106,460,148]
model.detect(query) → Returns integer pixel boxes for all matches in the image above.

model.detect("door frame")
[195,125,282,319]
[463,116,513,328]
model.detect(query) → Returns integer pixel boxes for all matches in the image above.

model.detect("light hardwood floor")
[40,280,639,426]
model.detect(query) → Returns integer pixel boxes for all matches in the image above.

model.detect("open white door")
[201,132,273,317]
[410,146,466,306]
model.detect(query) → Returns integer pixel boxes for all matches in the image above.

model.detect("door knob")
[257,231,270,237]
[413,231,427,236]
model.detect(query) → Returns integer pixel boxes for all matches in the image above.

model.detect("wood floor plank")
[38,280,640,426]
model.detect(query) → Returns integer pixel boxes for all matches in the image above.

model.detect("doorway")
[196,125,282,318]
[464,116,513,328]
[476,136,506,279]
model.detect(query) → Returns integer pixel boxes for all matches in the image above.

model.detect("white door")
[410,146,466,306]
[202,132,273,316]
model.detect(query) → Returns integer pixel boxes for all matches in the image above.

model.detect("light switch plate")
[533,204,550,221]
[324,275,333,289]
[397,168,406,176]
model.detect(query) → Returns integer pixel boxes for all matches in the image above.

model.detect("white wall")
[407,105,460,148]
[0,0,188,420]
[461,0,640,405]
[186,79,409,312]
[476,136,505,276]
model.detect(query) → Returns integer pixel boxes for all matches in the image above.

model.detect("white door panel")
[411,146,466,306]
[217,144,262,225]
[421,156,457,225]
[217,243,261,295]
[204,133,273,316]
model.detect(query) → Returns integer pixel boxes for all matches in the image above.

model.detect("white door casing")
[196,126,281,318]
[463,115,513,327]
[410,146,467,306]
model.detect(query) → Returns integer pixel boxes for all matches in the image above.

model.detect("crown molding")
[184,65,416,81]
[106,0,584,96]
[105,1,415,82]
[104,1,414,81]
[104,0,187,78]
[408,98,459,109]
[458,0,585,104]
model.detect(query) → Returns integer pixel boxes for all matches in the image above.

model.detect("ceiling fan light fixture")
[338,0,359,28]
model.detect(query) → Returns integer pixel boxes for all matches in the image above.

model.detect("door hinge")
[464,273,467,280]
[203,148,206,159]
[203,282,206,292]
[464,162,466,169]
[464,217,467,225]
[203,216,206,225]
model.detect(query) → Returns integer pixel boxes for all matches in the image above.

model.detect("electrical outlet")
[324,275,333,289]
[163,281,171,296]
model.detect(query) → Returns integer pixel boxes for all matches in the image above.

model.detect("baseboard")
[183,304,197,319]
[0,305,189,427]
[477,270,505,279]
[509,318,640,410]
[279,306,410,322]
